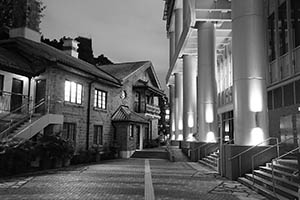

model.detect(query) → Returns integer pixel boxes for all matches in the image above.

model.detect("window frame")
[94,88,107,110]
[0,74,4,96]
[93,125,103,145]
[62,122,76,143]
[64,80,83,104]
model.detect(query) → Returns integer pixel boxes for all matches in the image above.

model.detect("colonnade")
[168,0,269,145]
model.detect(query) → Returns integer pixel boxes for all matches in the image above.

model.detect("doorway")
[35,79,46,113]
[11,78,23,112]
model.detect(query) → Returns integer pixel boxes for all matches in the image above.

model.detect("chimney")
[63,38,79,58]
[8,0,42,42]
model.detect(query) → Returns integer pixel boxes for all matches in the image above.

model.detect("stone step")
[267,162,297,174]
[259,166,300,183]
[277,159,298,169]
[198,159,218,171]
[244,173,298,199]
[238,177,289,200]
[253,170,298,191]
[203,157,217,166]
[131,150,169,159]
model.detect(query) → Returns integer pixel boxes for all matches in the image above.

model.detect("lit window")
[64,80,83,104]
[94,89,107,110]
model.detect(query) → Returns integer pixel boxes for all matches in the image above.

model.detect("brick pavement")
[0,158,268,200]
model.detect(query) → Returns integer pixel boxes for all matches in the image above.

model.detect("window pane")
[291,0,300,47]
[77,84,82,104]
[296,80,300,103]
[70,82,76,103]
[283,83,294,106]
[278,2,288,55]
[64,81,71,101]
[274,87,283,109]
[94,91,97,107]
[267,91,273,110]
[268,13,276,61]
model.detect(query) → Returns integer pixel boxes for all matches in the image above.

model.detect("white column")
[175,72,183,141]
[197,22,218,142]
[183,55,197,141]
[232,0,268,145]
[175,8,183,46]
[169,31,175,65]
[169,84,176,140]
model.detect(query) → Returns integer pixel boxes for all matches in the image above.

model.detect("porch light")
[298,107,300,112]
[206,131,216,143]
[187,133,195,142]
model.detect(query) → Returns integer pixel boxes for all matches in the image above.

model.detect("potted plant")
[61,139,74,167]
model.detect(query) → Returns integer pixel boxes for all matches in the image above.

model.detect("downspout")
[86,79,96,151]
[27,77,31,113]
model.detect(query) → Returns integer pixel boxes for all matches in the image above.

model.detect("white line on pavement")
[144,159,155,200]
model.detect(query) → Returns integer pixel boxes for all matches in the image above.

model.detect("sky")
[40,0,169,91]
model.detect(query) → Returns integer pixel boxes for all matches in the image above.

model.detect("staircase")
[131,149,169,159]
[0,114,64,140]
[238,158,299,200]
[198,150,219,171]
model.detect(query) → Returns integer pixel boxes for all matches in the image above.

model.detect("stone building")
[0,0,164,158]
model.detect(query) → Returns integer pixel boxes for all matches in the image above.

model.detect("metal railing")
[269,138,300,196]
[229,137,278,176]
[250,137,298,185]
[190,137,220,161]
[0,98,46,140]
[0,90,29,113]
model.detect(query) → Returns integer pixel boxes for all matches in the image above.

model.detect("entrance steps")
[131,148,169,159]
[198,151,219,171]
[238,158,299,200]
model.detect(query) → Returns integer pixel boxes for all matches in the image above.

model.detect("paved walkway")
[0,158,268,200]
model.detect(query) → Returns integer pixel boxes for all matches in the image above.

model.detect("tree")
[0,0,45,32]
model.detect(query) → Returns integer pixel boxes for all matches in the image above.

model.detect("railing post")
[47,96,50,113]
[239,156,242,176]
[276,138,279,158]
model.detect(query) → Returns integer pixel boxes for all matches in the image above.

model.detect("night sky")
[40,0,169,91]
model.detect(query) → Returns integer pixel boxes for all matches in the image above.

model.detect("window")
[93,125,103,145]
[134,92,141,112]
[267,91,273,110]
[291,0,300,47]
[283,83,294,107]
[273,87,283,109]
[278,2,288,55]
[296,80,300,104]
[62,123,76,143]
[0,74,3,96]
[64,80,82,104]
[268,13,276,61]
[129,125,134,137]
[94,89,107,110]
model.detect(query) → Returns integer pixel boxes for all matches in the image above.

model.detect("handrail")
[190,137,221,151]
[0,98,46,139]
[228,137,277,177]
[229,137,277,161]
[271,145,300,195]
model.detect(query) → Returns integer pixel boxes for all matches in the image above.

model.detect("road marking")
[145,159,155,200]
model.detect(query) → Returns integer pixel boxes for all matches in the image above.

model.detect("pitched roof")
[0,38,121,86]
[97,61,149,81]
[111,105,149,124]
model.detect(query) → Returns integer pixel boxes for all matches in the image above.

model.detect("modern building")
[163,0,300,198]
